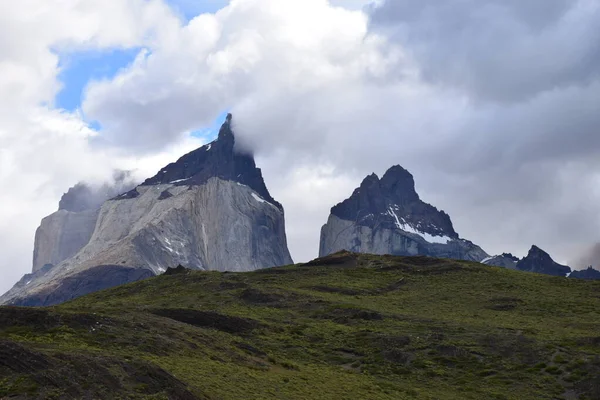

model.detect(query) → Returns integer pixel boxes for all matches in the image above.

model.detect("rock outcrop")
[1,114,293,306]
[319,165,488,261]
[516,246,571,277]
[32,172,136,273]
[481,253,519,269]
[569,266,600,280]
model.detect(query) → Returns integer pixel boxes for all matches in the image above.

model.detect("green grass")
[1,252,599,399]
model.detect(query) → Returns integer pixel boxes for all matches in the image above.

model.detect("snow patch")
[26,280,31,285]
[481,256,494,264]
[169,178,189,184]
[566,272,572,278]
[387,206,451,244]
[206,144,212,151]
[157,267,166,273]
[251,193,266,204]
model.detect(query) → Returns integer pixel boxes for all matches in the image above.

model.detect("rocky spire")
[138,114,282,210]
[330,165,457,238]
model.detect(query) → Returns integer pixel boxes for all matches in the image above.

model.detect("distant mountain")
[1,114,293,306]
[319,165,488,261]
[481,253,519,269]
[569,266,600,280]
[516,245,571,277]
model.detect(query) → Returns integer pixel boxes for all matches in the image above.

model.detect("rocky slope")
[481,253,519,269]
[516,245,571,277]
[319,165,488,261]
[1,114,293,306]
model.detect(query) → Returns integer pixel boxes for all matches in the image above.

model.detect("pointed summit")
[516,245,571,277]
[140,114,281,210]
[320,164,487,261]
[331,165,457,238]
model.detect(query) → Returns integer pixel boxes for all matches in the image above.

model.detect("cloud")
[573,242,600,269]
[369,0,600,102]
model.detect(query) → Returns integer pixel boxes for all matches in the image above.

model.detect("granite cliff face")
[319,166,488,261]
[1,115,293,306]
[32,173,136,273]
[516,246,571,277]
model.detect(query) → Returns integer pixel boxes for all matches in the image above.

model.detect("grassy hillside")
[1,252,599,399]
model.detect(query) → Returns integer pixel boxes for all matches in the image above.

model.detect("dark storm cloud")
[369,0,600,102]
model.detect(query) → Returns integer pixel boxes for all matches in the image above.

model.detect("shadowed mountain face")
[129,114,281,210]
[331,165,457,238]
[516,246,571,277]
[569,266,600,280]
[1,114,293,306]
[320,165,488,261]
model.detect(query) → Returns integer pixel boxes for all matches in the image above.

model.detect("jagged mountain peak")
[124,114,281,210]
[516,245,571,277]
[331,165,457,239]
[380,165,420,203]
[320,164,487,261]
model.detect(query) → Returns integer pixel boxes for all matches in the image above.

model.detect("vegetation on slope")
[1,252,599,399]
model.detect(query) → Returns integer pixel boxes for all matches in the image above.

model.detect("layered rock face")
[481,253,519,269]
[319,166,488,261]
[516,246,571,277]
[1,115,293,306]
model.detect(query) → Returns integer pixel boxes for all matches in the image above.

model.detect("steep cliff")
[319,166,488,261]
[1,115,293,306]
[32,172,136,273]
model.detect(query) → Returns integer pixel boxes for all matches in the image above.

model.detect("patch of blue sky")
[190,110,231,142]
[166,0,229,22]
[55,47,141,112]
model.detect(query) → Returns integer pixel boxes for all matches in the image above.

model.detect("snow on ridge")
[251,193,266,204]
[481,256,494,264]
[206,144,212,151]
[169,178,189,184]
[387,206,451,244]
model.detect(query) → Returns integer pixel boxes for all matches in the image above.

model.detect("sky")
[1,0,599,294]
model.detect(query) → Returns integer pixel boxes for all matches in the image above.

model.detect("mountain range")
[1,114,599,306]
